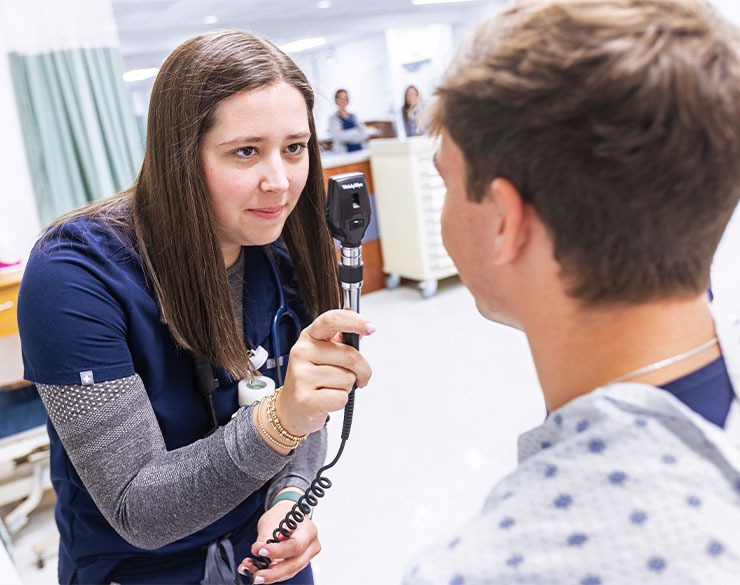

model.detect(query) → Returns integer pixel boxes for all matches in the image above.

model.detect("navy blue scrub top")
[17,217,313,584]
[660,355,734,428]
[339,113,363,152]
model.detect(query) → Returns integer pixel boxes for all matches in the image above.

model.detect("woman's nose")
[259,155,290,193]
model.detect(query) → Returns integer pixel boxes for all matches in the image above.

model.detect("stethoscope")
[264,245,302,387]
[193,246,302,437]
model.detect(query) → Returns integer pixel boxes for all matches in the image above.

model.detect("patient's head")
[433,0,740,306]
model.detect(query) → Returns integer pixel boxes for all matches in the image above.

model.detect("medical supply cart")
[368,137,456,298]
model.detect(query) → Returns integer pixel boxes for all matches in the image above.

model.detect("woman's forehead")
[207,83,310,142]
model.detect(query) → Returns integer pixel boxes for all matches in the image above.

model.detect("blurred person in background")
[328,88,372,152]
[402,85,426,137]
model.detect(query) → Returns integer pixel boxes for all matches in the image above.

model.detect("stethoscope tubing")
[264,246,302,386]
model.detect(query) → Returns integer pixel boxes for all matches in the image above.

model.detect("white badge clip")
[237,375,276,406]
[249,345,269,370]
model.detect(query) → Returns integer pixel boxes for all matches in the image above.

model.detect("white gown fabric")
[403,313,740,585]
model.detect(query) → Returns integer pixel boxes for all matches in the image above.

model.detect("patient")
[404,0,740,582]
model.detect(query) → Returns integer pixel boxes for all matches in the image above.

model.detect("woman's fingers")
[241,522,320,584]
[277,309,374,435]
[292,346,371,388]
[250,523,316,560]
[250,544,320,584]
[290,340,373,388]
[305,309,375,342]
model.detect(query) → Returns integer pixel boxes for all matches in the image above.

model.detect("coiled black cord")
[250,438,345,572]
[248,383,356,577]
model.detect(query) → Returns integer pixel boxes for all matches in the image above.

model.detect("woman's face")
[335,91,349,109]
[199,82,311,267]
[405,87,419,107]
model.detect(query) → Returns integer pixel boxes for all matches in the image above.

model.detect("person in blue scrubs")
[328,89,371,152]
[17,30,373,585]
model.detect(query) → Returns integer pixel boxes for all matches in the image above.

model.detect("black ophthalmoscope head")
[326,172,371,248]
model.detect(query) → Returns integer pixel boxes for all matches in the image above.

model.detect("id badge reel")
[237,345,276,406]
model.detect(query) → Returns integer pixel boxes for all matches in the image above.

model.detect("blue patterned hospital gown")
[403,314,740,585]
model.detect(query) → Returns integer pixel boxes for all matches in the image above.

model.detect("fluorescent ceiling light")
[122,67,159,82]
[317,0,332,8]
[279,37,327,53]
[203,15,219,25]
[412,0,477,4]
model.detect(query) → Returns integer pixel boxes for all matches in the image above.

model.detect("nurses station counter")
[321,149,385,294]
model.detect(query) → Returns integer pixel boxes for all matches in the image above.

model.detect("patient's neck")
[524,294,718,412]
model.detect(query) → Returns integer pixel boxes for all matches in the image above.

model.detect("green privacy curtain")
[8,46,142,225]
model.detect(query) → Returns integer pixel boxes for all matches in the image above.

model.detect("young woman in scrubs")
[17,30,373,585]
[328,89,371,152]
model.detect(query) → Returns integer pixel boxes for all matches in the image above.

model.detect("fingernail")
[254,577,265,584]
[238,565,249,576]
[258,548,269,557]
[365,322,376,334]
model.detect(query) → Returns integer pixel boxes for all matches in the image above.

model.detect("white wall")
[0,29,40,262]
[292,33,393,140]
[121,4,498,143]
[711,0,740,24]
[384,24,455,135]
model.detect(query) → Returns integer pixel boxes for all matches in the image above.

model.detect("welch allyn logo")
[340,182,364,190]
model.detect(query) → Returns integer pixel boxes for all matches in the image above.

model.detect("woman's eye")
[286,143,307,155]
[235,146,257,158]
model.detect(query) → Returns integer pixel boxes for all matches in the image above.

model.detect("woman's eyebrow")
[219,132,311,147]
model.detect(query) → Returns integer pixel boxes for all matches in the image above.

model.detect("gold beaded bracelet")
[268,386,307,445]
[256,397,297,451]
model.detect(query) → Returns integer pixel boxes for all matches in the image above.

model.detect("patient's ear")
[487,177,529,265]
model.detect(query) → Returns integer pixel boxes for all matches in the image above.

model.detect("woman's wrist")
[253,398,293,455]
[269,488,304,508]
[271,386,307,443]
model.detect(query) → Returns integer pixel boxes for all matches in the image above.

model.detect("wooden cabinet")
[0,269,25,387]
[0,270,22,338]
[321,152,385,295]
[369,137,457,297]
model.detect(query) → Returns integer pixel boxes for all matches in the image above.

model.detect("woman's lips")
[248,205,284,220]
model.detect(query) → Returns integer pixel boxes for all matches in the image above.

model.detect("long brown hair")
[402,85,419,125]
[49,30,340,379]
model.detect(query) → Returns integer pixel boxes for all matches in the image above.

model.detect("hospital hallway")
[8,207,740,585]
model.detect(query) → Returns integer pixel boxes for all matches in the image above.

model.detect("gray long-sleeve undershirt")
[36,252,327,550]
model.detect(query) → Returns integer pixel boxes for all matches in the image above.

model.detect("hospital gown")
[403,316,740,585]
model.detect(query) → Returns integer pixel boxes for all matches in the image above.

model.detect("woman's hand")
[238,499,319,584]
[276,309,374,437]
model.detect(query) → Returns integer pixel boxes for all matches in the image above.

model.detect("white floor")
[5,276,546,585]
[7,207,740,585]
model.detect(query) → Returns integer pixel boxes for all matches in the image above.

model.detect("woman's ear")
[487,177,529,265]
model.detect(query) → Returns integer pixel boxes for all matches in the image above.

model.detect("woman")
[328,89,371,152]
[402,85,425,137]
[17,30,373,585]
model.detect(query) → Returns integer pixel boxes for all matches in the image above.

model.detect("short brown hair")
[433,0,740,303]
